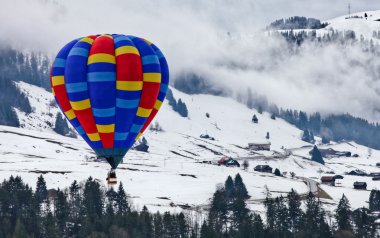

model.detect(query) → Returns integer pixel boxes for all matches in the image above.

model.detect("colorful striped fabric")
[51,34,169,169]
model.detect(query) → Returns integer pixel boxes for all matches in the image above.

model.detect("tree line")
[1,174,379,237]
[267,16,328,30]
[0,46,50,89]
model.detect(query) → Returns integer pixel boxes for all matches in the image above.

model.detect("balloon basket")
[107,170,117,185]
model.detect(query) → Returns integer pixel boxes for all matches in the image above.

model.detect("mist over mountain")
[1,0,380,122]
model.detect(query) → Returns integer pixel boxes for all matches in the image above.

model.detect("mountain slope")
[0,82,379,214]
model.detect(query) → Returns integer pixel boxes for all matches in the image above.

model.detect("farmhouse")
[248,142,271,151]
[347,170,367,176]
[254,165,273,173]
[309,148,351,158]
[321,176,335,186]
[353,182,367,190]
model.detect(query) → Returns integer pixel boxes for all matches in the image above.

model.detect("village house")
[254,165,273,173]
[309,148,351,158]
[353,182,367,190]
[248,142,271,151]
[321,176,335,186]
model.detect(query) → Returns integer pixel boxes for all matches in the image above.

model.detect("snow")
[3,10,380,213]
[1,81,380,214]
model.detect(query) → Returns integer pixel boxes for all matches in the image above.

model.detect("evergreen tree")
[54,113,70,136]
[116,182,129,216]
[36,175,48,204]
[274,168,282,176]
[304,192,321,236]
[54,189,68,236]
[287,189,303,233]
[224,176,235,202]
[352,207,375,238]
[275,196,290,236]
[369,189,380,211]
[302,129,311,142]
[252,114,258,123]
[264,197,276,232]
[258,106,263,114]
[335,194,352,232]
[83,177,103,219]
[234,173,249,199]
[311,145,324,165]
[252,214,265,238]
[208,188,228,235]
[271,113,276,120]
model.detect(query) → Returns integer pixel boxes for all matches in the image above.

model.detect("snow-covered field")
[0,81,378,215]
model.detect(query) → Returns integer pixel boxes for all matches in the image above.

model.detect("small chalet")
[217,157,240,167]
[353,182,367,190]
[370,172,380,177]
[248,142,271,151]
[225,159,240,167]
[309,148,351,158]
[347,170,367,176]
[321,176,335,186]
[254,165,273,173]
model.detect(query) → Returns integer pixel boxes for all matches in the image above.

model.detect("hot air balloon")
[50,34,169,184]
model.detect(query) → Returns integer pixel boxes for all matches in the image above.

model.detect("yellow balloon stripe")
[64,109,76,120]
[143,73,161,83]
[136,107,152,118]
[96,124,115,133]
[116,81,143,91]
[51,76,64,86]
[70,99,91,111]
[115,46,140,56]
[87,133,101,141]
[88,53,116,64]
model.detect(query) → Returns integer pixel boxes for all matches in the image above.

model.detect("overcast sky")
[1,0,380,120]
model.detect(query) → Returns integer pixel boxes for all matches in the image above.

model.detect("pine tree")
[252,114,258,123]
[234,173,249,199]
[224,176,235,202]
[335,194,352,231]
[252,214,265,238]
[83,177,103,218]
[274,168,282,176]
[352,207,375,238]
[208,188,228,235]
[287,189,303,233]
[54,113,69,136]
[275,196,290,236]
[311,145,324,165]
[302,129,310,142]
[271,113,276,120]
[116,182,129,216]
[258,106,263,114]
[54,189,68,236]
[369,189,380,211]
[36,174,48,204]
[304,192,320,236]
[264,197,276,232]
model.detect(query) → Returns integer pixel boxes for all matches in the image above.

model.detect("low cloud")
[1,0,380,120]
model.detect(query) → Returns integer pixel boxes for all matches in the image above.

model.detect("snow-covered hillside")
[2,81,380,214]
[270,10,380,43]
[325,10,380,41]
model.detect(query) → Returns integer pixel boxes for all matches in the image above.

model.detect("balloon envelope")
[50,34,169,169]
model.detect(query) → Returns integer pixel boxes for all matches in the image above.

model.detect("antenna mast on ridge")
[348,3,351,18]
